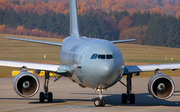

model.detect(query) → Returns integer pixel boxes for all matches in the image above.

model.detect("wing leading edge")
[5,37,63,46]
[111,39,136,44]
[0,60,75,74]
[124,63,180,75]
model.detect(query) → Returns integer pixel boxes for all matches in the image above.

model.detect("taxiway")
[0,77,180,112]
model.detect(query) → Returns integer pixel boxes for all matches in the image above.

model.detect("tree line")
[0,7,180,48]
[130,12,180,48]
[0,8,117,40]
[2,0,180,18]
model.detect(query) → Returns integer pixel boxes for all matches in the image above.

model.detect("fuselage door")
[78,47,89,65]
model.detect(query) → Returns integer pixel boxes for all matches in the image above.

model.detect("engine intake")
[148,74,174,100]
[13,72,40,97]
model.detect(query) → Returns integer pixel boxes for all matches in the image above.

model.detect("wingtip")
[5,36,14,39]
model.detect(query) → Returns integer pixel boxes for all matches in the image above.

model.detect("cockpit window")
[90,54,95,59]
[90,54,113,59]
[94,54,97,59]
[90,54,98,59]
[107,55,113,59]
[98,55,105,59]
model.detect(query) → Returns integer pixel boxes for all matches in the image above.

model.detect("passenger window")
[98,55,105,59]
[107,55,113,59]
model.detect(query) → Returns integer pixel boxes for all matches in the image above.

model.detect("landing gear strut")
[94,89,106,107]
[39,71,53,102]
[39,71,61,103]
[119,74,135,104]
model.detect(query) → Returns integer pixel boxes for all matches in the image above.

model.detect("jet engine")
[13,72,40,97]
[148,74,175,100]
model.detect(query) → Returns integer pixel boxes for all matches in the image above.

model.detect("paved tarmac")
[0,77,180,112]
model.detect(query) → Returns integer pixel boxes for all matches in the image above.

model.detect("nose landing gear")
[94,98,106,107]
[94,89,106,107]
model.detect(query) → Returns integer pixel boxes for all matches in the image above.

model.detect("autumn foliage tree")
[1,0,180,48]
[120,25,148,44]
[1,0,180,17]
[0,24,64,38]
[116,16,132,33]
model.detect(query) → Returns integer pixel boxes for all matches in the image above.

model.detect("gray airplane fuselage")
[60,36,124,89]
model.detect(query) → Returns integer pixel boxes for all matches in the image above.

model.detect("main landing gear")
[94,74,135,107]
[39,71,61,103]
[94,89,106,107]
[119,74,135,104]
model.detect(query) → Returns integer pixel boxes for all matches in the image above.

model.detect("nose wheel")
[94,89,106,107]
[94,98,106,107]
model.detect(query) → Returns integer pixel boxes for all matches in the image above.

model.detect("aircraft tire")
[94,98,102,107]
[40,92,44,103]
[101,98,106,107]
[122,93,127,104]
[48,92,53,102]
[130,93,135,104]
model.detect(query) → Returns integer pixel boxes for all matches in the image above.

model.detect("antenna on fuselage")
[70,0,80,38]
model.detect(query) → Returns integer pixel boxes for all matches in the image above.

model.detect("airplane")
[1,0,180,107]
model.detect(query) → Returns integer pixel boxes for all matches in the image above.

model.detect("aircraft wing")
[5,37,63,46]
[111,39,136,44]
[123,63,180,75]
[0,60,75,73]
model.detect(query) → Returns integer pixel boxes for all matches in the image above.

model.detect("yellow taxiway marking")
[5,101,85,112]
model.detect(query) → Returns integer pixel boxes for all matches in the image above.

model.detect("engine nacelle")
[13,72,40,97]
[148,74,175,100]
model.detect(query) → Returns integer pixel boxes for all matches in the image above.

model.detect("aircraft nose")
[97,61,115,77]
